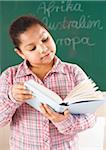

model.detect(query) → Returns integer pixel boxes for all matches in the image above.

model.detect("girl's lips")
[41,52,51,59]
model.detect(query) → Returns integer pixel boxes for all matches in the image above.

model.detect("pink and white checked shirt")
[0,56,96,150]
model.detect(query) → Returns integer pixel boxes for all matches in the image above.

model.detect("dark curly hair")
[9,15,48,50]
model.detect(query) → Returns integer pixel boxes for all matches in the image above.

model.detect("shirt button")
[44,139,48,143]
[44,137,49,143]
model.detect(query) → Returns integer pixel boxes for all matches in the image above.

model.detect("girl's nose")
[39,44,48,54]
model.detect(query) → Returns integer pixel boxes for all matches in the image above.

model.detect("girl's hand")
[11,83,33,103]
[40,104,70,123]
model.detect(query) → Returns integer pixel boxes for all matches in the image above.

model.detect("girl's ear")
[14,48,25,59]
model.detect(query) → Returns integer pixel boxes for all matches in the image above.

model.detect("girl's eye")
[42,37,48,42]
[30,46,36,51]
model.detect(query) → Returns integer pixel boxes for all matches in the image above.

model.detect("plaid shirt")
[0,56,96,150]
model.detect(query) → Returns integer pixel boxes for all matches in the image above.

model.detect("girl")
[0,15,96,150]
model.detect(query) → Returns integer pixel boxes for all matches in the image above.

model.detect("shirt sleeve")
[52,113,96,136]
[0,69,22,127]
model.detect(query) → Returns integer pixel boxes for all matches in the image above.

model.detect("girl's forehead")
[27,24,48,35]
[20,25,49,41]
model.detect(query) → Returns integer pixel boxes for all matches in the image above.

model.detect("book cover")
[24,79,106,114]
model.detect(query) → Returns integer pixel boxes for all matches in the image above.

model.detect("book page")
[64,79,104,103]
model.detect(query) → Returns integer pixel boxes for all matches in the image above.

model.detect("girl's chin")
[29,54,54,66]
[42,59,53,65]
[31,59,53,66]
[42,53,54,62]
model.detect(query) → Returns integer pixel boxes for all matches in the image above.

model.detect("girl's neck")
[29,60,54,80]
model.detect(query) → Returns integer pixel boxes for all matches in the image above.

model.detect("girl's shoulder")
[61,61,82,72]
[56,56,80,72]
[1,61,24,78]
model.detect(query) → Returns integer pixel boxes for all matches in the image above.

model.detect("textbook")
[24,79,106,114]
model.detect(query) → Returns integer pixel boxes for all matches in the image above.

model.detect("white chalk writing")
[42,15,103,30]
[37,1,83,17]
[36,1,104,51]
[56,36,95,51]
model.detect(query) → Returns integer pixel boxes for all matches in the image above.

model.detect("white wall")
[78,117,106,150]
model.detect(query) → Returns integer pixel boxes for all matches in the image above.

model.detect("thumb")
[64,109,70,117]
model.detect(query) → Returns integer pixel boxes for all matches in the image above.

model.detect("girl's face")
[16,24,56,67]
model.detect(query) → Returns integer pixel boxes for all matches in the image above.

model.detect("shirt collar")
[50,56,66,74]
[15,56,66,78]
[15,60,33,78]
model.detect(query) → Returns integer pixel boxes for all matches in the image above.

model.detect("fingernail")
[29,90,32,94]
[24,86,27,90]
[31,95,35,98]
[40,103,43,107]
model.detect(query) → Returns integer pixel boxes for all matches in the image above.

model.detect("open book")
[24,79,106,114]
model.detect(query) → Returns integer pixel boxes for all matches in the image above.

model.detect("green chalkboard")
[0,1,106,90]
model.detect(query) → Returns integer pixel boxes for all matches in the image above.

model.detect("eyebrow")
[24,31,47,48]
[25,43,34,48]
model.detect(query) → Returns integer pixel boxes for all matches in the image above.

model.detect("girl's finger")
[15,94,33,101]
[64,109,70,117]
[14,83,26,90]
[40,104,48,115]
[15,89,32,95]
[43,104,58,117]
